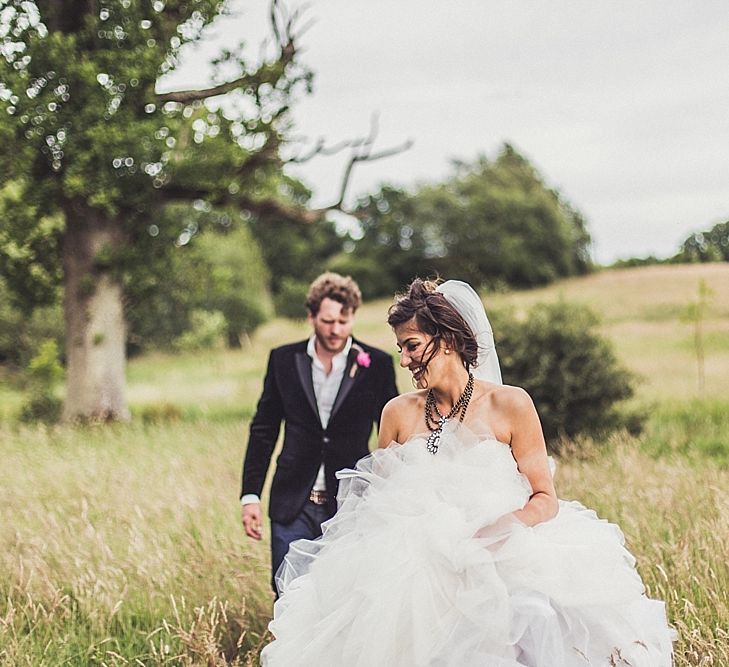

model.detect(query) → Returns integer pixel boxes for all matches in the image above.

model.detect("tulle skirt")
[261,425,675,666]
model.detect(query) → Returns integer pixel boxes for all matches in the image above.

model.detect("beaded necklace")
[424,372,474,454]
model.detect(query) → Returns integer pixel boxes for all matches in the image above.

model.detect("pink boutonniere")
[349,344,371,377]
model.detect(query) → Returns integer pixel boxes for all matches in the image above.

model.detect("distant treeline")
[612,220,729,269]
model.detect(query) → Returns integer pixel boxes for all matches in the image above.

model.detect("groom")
[240,272,398,591]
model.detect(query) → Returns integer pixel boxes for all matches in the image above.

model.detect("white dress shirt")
[241,336,352,506]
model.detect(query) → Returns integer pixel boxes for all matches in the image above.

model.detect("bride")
[261,278,675,666]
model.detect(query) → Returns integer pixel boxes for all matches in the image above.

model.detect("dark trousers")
[270,500,330,594]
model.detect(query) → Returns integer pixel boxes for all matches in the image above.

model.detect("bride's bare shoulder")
[477,380,535,414]
[382,390,427,417]
[379,391,427,447]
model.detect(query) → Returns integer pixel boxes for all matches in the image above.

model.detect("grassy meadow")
[2,263,729,665]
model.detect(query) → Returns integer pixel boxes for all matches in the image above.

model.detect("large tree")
[0,1,359,420]
[335,144,592,296]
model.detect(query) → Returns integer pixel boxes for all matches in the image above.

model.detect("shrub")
[274,278,309,319]
[192,226,272,347]
[125,221,272,353]
[173,310,226,351]
[19,339,63,423]
[491,300,637,449]
[0,277,64,367]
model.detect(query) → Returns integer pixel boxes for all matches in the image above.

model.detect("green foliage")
[249,210,343,300]
[610,255,669,269]
[0,276,63,366]
[0,0,305,227]
[274,277,310,319]
[340,145,592,297]
[125,218,271,351]
[492,300,636,447]
[675,220,729,263]
[192,223,271,346]
[0,181,64,312]
[331,185,426,296]
[19,339,63,422]
[0,1,314,378]
[640,399,729,466]
[172,309,226,351]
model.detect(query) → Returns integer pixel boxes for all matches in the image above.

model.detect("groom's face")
[309,297,355,355]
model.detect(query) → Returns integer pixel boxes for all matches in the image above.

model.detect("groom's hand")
[242,503,263,540]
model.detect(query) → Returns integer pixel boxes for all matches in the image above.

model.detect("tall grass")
[0,422,273,665]
[2,415,728,664]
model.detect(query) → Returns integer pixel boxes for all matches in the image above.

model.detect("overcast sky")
[164,0,729,264]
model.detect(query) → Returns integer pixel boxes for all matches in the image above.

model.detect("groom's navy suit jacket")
[241,338,398,524]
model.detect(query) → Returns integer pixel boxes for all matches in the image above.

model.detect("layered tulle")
[261,424,674,666]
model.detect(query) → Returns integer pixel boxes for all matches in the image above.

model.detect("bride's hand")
[473,513,527,549]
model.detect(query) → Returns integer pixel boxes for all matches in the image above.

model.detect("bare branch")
[155,76,254,104]
[286,5,314,39]
[330,140,414,210]
[361,112,379,151]
[155,0,304,106]
[271,0,308,64]
[354,139,415,164]
[156,128,411,224]
[322,113,413,209]
[284,136,413,220]
[285,115,388,165]
[270,0,282,47]
[286,138,358,164]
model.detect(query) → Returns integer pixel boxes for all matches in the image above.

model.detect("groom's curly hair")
[387,278,479,382]
[306,272,362,316]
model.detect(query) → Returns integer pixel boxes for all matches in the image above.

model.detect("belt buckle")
[309,489,328,505]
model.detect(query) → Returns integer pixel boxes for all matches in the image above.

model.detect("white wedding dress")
[261,424,675,666]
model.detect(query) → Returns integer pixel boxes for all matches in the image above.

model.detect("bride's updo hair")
[387,278,479,376]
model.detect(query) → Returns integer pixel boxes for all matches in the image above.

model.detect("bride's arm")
[377,397,403,448]
[497,386,558,527]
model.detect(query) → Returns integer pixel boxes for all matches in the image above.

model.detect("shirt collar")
[307,335,353,367]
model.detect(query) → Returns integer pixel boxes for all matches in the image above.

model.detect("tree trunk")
[62,203,130,421]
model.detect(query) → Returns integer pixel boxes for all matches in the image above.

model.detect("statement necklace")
[424,373,474,454]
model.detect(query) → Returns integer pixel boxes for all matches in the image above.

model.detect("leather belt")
[309,489,329,505]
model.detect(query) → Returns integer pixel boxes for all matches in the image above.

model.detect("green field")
[2,263,728,665]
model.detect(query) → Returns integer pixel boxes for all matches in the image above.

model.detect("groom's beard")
[315,331,347,354]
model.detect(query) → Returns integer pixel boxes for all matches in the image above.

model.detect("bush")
[173,310,227,351]
[0,277,64,367]
[326,252,407,299]
[491,300,638,449]
[125,218,272,353]
[19,339,63,423]
[192,226,271,347]
[274,278,309,319]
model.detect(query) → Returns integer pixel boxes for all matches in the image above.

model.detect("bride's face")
[393,319,443,389]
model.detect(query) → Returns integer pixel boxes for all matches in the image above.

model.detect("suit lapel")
[295,352,321,425]
[330,348,360,422]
